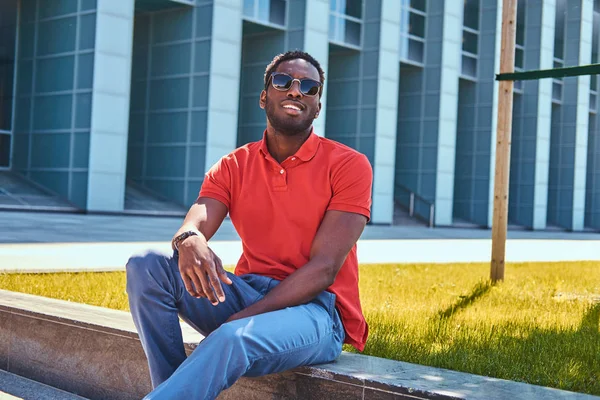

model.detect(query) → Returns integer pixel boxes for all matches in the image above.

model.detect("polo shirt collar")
[259,129,320,162]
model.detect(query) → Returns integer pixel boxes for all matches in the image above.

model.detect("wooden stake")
[491,0,517,283]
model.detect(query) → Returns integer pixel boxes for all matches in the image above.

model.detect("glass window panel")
[592,13,599,64]
[0,134,10,167]
[411,0,426,12]
[0,0,17,132]
[258,0,269,21]
[462,55,477,78]
[516,0,525,46]
[345,0,362,19]
[408,39,424,63]
[329,14,337,41]
[514,79,523,92]
[399,35,409,60]
[243,0,254,17]
[592,74,597,92]
[463,0,480,30]
[410,13,425,38]
[463,31,478,54]
[400,5,410,35]
[590,93,597,111]
[515,47,524,69]
[269,0,286,26]
[595,0,600,13]
[552,81,562,102]
[331,0,337,12]
[554,0,566,60]
[344,19,361,46]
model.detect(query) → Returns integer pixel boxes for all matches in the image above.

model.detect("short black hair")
[264,50,325,96]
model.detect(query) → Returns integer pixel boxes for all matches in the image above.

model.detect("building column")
[303,0,329,136]
[433,3,462,226]
[204,0,243,171]
[548,0,593,230]
[508,0,554,229]
[87,0,134,211]
[370,0,400,224]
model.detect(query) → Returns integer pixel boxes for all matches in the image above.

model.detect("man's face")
[260,59,322,136]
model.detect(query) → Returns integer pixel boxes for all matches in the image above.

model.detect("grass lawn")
[1,261,599,395]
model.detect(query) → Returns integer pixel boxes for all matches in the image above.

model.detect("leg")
[126,251,261,386]
[144,290,345,400]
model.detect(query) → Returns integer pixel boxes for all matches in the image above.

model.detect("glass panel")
[463,31,478,54]
[515,47,524,69]
[329,14,337,40]
[514,79,523,92]
[595,0,600,13]
[408,39,424,63]
[552,81,562,102]
[269,0,286,26]
[243,0,254,17]
[516,0,525,46]
[462,55,477,78]
[410,12,425,38]
[463,0,480,30]
[592,74,598,92]
[345,0,362,19]
[411,0,426,12]
[592,13,599,65]
[0,133,10,167]
[344,19,361,46]
[400,4,410,35]
[590,93,597,111]
[331,0,337,12]
[554,0,566,60]
[258,0,269,21]
[0,0,17,132]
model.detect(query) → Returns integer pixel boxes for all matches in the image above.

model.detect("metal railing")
[395,184,435,228]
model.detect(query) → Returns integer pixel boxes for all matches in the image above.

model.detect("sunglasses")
[267,72,322,97]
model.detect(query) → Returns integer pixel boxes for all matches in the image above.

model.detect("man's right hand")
[177,234,233,305]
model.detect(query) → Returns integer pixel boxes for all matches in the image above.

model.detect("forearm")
[237,258,337,318]
[172,200,227,249]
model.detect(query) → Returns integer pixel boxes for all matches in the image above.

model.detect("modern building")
[0,0,598,231]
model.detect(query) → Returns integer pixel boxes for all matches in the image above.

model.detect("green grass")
[1,262,599,395]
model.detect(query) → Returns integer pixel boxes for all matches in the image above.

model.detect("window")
[552,0,566,104]
[400,0,427,65]
[591,8,599,112]
[0,0,17,169]
[243,0,287,27]
[329,0,363,47]
[461,0,480,79]
[514,0,525,92]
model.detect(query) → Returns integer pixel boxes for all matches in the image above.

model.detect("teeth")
[283,105,301,111]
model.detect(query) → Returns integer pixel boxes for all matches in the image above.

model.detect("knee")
[212,322,247,354]
[125,251,169,295]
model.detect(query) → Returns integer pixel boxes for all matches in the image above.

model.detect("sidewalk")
[0,211,599,272]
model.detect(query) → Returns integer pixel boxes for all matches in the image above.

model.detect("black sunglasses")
[267,72,322,97]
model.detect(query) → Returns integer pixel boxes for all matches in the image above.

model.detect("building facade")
[0,0,598,230]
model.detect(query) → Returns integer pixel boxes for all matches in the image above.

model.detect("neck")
[265,125,312,163]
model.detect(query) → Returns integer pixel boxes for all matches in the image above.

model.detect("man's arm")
[226,209,367,322]
[174,197,233,304]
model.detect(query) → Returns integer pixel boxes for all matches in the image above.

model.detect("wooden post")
[491,0,518,282]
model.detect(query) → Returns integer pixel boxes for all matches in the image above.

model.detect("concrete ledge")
[0,290,598,400]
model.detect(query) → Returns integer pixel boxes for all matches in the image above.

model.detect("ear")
[259,90,267,109]
[314,100,322,119]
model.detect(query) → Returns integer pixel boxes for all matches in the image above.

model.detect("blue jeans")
[126,251,345,399]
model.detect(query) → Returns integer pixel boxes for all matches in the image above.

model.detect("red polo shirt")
[199,131,372,351]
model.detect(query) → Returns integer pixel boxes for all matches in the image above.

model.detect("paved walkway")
[0,210,599,272]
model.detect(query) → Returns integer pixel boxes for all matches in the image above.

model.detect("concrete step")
[0,370,87,400]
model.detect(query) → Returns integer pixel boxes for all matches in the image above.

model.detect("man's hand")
[178,234,232,305]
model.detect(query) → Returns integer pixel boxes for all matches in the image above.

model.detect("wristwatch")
[172,231,199,251]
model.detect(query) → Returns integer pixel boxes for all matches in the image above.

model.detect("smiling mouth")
[282,104,303,111]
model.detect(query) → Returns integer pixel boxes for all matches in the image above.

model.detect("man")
[126,50,372,399]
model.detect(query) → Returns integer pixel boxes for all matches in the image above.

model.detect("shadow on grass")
[436,280,492,320]
[361,302,600,395]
